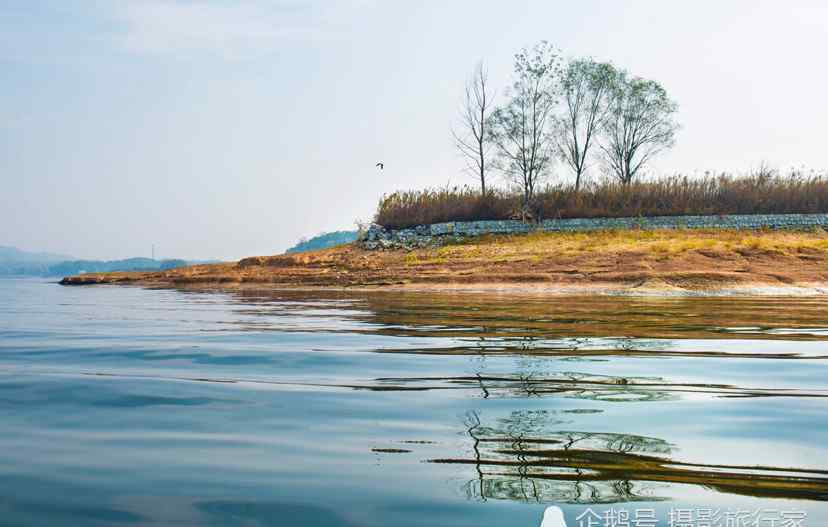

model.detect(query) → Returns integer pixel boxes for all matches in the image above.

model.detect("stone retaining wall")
[360,214,828,250]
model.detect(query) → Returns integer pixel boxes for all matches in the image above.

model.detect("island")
[60,225,828,295]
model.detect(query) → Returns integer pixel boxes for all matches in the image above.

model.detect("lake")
[1,277,826,526]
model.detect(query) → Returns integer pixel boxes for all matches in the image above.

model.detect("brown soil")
[59,229,828,294]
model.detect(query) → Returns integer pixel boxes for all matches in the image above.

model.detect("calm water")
[1,277,827,526]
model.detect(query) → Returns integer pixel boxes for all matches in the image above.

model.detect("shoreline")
[59,229,828,297]
[58,278,828,298]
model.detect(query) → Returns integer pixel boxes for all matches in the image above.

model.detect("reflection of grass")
[369,372,683,401]
[442,447,828,503]
[363,308,828,355]
[431,427,828,503]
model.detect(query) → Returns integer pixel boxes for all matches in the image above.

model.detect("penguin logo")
[540,506,568,527]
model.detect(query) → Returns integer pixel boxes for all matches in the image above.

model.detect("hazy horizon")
[3,1,828,260]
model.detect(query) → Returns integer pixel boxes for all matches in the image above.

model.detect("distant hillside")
[0,246,72,263]
[0,246,213,277]
[45,258,191,277]
[286,231,358,254]
[0,246,73,275]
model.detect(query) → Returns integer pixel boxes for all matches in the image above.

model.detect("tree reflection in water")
[451,410,671,504]
[215,290,828,504]
[434,411,828,504]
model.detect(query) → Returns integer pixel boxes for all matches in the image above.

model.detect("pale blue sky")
[2,1,827,260]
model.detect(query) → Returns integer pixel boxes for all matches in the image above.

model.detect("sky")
[2,1,828,260]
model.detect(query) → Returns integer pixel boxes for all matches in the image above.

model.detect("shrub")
[375,186,518,230]
[374,170,828,229]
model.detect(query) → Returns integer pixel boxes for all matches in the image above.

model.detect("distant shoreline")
[59,228,828,297]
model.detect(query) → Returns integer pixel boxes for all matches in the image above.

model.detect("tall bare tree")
[599,72,679,184]
[453,62,494,196]
[490,42,562,218]
[553,59,616,191]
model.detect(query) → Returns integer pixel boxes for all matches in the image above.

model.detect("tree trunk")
[480,162,486,196]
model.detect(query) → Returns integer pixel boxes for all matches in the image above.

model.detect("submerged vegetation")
[376,171,828,229]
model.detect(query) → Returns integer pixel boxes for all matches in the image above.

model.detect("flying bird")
[375,162,384,170]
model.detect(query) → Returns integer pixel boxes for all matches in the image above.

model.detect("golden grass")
[376,172,828,229]
[409,229,828,265]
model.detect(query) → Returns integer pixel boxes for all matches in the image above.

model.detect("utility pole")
[152,244,155,260]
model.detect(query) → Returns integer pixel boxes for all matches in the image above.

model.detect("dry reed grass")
[376,169,828,229]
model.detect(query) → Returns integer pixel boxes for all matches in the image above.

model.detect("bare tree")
[553,59,616,191]
[453,62,494,196]
[490,42,562,219]
[599,72,679,184]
